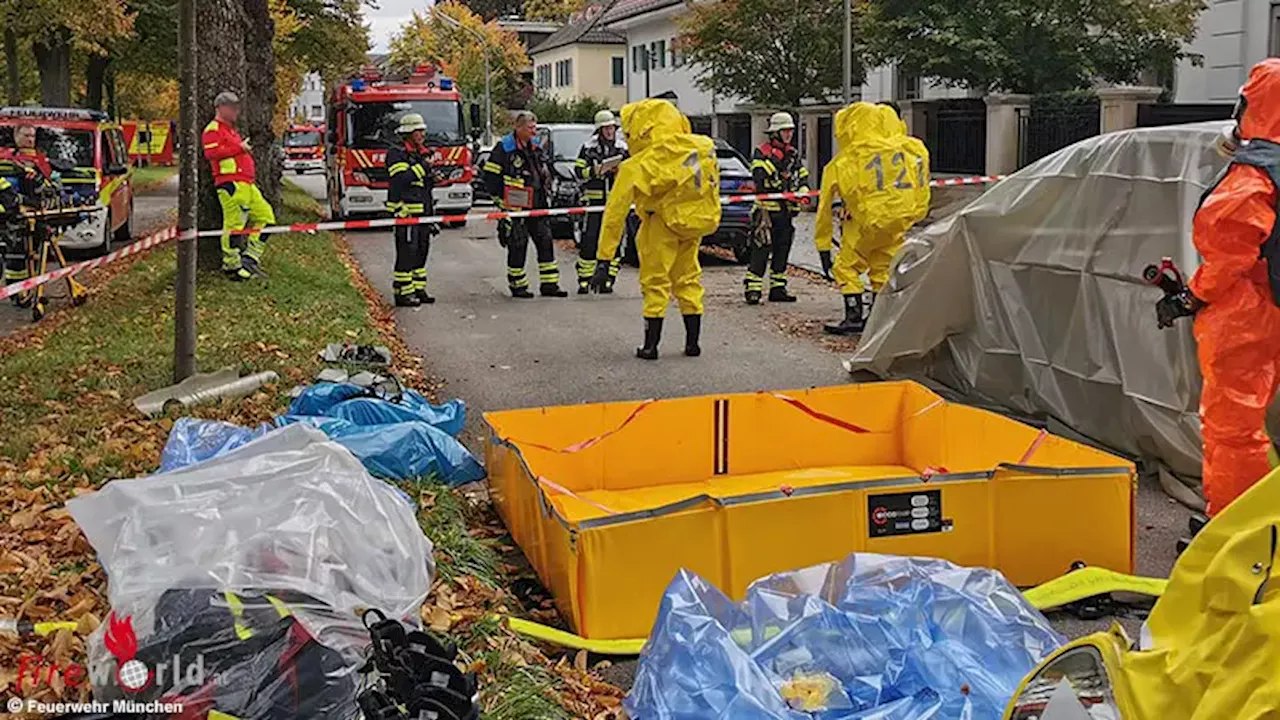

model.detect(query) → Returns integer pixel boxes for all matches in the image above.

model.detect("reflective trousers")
[216,181,275,271]
[1194,278,1280,514]
[833,220,903,295]
[576,207,622,288]
[745,211,794,292]
[501,216,558,290]
[637,215,703,318]
[392,224,431,297]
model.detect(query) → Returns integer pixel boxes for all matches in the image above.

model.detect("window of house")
[670,39,681,68]
[612,57,625,86]
[536,64,551,89]
[650,40,666,68]
[310,105,323,118]
[1272,2,1280,56]
[895,67,920,101]
[565,58,573,85]
[632,45,642,72]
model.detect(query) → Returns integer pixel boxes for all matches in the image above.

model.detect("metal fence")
[1137,103,1234,127]
[1018,99,1100,168]
[924,99,987,175]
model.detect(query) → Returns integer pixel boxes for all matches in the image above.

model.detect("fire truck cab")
[327,66,474,219]
[283,123,326,175]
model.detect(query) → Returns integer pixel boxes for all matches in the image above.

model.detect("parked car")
[0,107,134,255]
[538,123,595,240]
[706,139,756,263]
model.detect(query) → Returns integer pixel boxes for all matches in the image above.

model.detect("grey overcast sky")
[368,0,432,52]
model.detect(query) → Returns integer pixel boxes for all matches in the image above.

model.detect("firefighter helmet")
[594,109,619,129]
[767,112,795,133]
[396,113,427,135]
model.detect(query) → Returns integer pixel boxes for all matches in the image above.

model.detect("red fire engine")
[283,122,326,175]
[326,65,477,219]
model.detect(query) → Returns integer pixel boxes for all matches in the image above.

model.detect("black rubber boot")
[768,286,797,303]
[225,267,252,282]
[744,290,762,305]
[1178,512,1211,555]
[510,287,535,299]
[577,281,590,295]
[540,283,568,298]
[600,281,615,294]
[683,314,702,357]
[241,255,268,279]
[823,293,865,335]
[415,289,436,305]
[636,317,662,360]
[395,293,422,307]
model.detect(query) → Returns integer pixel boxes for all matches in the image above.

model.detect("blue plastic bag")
[158,418,271,473]
[625,554,1063,720]
[159,383,483,485]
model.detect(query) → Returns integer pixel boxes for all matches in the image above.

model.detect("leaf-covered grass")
[402,481,504,587]
[0,181,380,482]
[131,165,178,191]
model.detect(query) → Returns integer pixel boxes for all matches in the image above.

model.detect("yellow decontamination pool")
[484,381,1135,640]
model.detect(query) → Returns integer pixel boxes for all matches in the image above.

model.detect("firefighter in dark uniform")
[386,113,440,307]
[483,110,567,298]
[573,109,628,293]
[743,112,810,304]
[1,125,53,295]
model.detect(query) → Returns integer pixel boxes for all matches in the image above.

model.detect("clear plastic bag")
[68,425,435,717]
[625,553,1064,720]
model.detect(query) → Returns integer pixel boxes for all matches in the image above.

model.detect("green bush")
[526,94,612,123]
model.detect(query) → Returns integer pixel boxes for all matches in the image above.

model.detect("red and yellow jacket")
[202,119,256,185]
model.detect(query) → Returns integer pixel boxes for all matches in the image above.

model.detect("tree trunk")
[86,54,111,111]
[105,63,118,119]
[32,29,72,107]
[4,28,19,105]
[241,0,281,207]
[196,0,246,271]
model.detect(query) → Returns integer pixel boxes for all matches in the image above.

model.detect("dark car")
[706,139,756,262]
[538,124,595,240]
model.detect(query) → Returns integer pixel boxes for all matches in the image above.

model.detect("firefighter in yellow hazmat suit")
[589,99,722,360]
[815,102,931,335]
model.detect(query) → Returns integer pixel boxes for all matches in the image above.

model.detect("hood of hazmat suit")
[1003,464,1280,719]
[815,103,931,252]
[1188,58,1280,515]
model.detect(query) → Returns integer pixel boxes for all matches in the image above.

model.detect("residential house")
[1175,0,1280,102]
[289,73,326,125]
[529,11,628,107]
[498,17,563,87]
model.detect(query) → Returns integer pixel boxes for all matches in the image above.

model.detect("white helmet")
[594,109,618,129]
[767,112,795,133]
[396,113,427,135]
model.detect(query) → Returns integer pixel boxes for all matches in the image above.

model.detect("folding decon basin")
[484,381,1135,641]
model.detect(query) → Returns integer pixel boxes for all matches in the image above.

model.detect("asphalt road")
[299,175,1186,650]
[0,174,178,338]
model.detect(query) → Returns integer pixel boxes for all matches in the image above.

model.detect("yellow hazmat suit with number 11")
[815,102,930,335]
[594,99,722,360]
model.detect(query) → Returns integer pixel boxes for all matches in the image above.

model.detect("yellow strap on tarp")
[505,567,1169,655]
[1023,566,1167,610]
[208,711,242,720]
[31,621,79,636]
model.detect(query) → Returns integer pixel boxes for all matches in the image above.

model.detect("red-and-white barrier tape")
[2,174,1006,302]
[0,226,180,301]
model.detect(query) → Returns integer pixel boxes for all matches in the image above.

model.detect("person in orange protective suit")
[1159,58,1280,516]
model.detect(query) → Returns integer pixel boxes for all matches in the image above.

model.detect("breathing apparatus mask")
[1218,89,1247,158]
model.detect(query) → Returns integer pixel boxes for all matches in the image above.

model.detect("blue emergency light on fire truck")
[326,65,475,222]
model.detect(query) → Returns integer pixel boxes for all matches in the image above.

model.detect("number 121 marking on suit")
[865,152,925,191]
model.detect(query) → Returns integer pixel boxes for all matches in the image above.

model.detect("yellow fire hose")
[504,566,1169,656]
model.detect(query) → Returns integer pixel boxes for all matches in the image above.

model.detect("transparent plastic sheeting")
[67,425,434,714]
[625,553,1064,720]
[849,122,1234,493]
[158,382,484,485]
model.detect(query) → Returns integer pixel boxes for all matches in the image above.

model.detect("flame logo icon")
[104,612,152,693]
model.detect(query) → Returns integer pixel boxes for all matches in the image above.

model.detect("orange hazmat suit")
[1189,58,1280,515]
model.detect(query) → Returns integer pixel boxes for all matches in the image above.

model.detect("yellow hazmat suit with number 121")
[815,102,930,335]
[595,99,722,360]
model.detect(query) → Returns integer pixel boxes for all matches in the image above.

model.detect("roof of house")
[530,5,626,55]
[599,0,683,25]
